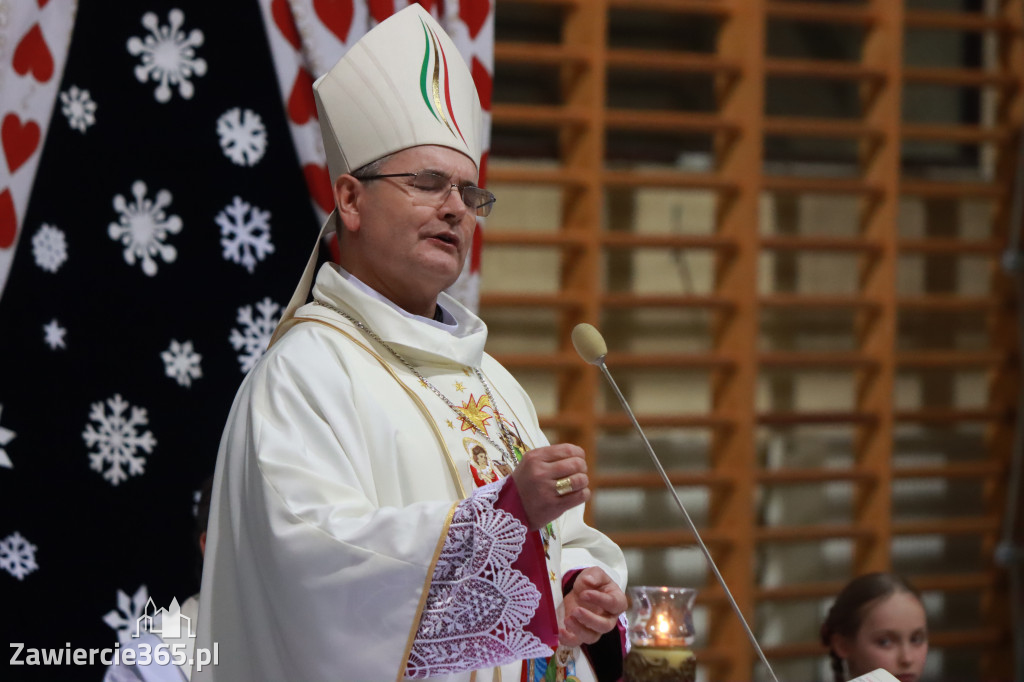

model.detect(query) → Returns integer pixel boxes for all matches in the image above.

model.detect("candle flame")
[656,613,670,635]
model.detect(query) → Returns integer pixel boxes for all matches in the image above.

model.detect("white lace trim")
[405,480,552,678]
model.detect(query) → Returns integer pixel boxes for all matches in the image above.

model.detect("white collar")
[333,264,459,332]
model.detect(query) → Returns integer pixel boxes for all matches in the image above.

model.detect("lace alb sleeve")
[403,479,553,678]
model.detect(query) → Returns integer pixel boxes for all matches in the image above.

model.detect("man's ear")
[334,174,362,232]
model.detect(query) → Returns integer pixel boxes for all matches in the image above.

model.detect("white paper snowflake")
[82,394,157,486]
[42,319,67,350]
[60,85,97,132]
[216,107,267,167]
[0,404,14,469]
[161,339,202,387]
[0,531,38,581]
[108,180,182,277]
[216,196,274,273]
[103,584,149,644]
[229,297,281,373]
[127,9,207,103]
[31,224,68,273]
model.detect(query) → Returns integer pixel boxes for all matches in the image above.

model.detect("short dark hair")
[820,572,922,682]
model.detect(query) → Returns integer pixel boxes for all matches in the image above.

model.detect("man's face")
[341,145,478,316]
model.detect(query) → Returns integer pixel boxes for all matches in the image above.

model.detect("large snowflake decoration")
[161,339,202,387]
[229,297,281,373]
[217,107,267,167]
[0,531,38,581]
[43,319,67,350]
[108,180,182,276]
[127,9,207,103]
[216,196,274,273]
[60,85,97,132]
[0,404,14,469]
[31,223,67,273]
[103,584,149,644]
[82,394,157,486]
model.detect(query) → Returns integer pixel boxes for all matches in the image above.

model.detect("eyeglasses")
[358,171,496,217]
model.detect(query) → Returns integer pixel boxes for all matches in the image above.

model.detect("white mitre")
[313,2,483,178]
[272,4,483,344]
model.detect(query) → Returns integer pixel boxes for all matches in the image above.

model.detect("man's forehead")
[380,145,479,177]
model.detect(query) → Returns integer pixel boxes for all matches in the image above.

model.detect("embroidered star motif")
[457,393,493,434]
[446,419,453,429]
[462,367,472,377]
[549,570,557,582]
[454,381,465,393]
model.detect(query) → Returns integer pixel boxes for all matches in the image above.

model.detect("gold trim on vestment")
[397,500,458,682]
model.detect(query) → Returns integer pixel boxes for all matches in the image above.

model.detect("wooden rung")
[892,461,1006,480]
[756,524,875,542]
[480,292,584,309]
[898,295,998,312]
[491,103,592,128]
[905,8,1021,33]
[928,628,1006,649]
[761,293,879,309]
[896,349,1005,367]
[601,292,736,309]
[606,529,731,548]
[764,116,882,140]
[760,234,882,252]
[756,580,847,602]
[898,238,1003,255]
[606,0,735,16]
[894,407,1008,423]
[903,65,1018,88]
[762,175,884,196]
[605,109,740,134]
[596,351,735,369]
[481,231,587,247]
[493,351,590,369]
[488,165,591,187]
[596,413,733,429]
[760,351,877,368]
[606,48,741,75]
[763,641,832,660]
[901,178,1003,199]
[757,468,877,484]
[892,517,1001,536]
[912,570,1004,592]
[758,410,878,425]
[602,169,739,191]
[602,232,736,250]
[592,471,734,489]
[765,1,877,26]
[765,57,887,82]
[493,42,591,66]
[901,122,1007,144]
[499,0,582,6]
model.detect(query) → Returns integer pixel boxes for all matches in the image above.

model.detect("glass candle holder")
[623,586,698,682]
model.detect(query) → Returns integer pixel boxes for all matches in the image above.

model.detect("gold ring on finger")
[555,476,573,496]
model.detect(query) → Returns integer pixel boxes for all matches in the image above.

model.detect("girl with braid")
[820,572,929,682]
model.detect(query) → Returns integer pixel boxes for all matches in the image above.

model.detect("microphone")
[572,323,780,682]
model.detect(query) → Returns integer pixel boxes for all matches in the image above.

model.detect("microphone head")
[572,323,608,365]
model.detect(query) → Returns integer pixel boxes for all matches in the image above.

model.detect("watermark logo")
[10,596,217,671]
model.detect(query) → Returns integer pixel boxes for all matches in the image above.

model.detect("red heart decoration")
[0,188,16,249]
[38,0,50,6]
[313,0,354,43]
[368,0,393,23]
[288,69,317,125]
[460,0,489,40]
[471,57,492,110]
[272,0,301,50]
[2,114,41,174]
[13,24,54,83]
[304,164,335,214]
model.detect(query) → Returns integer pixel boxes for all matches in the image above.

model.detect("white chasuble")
[194,264,626,682]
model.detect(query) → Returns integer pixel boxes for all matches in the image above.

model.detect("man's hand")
[511,444,589,531]
[558,567,627,648]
